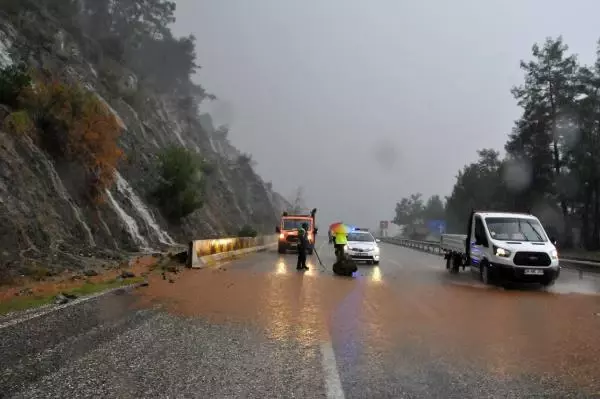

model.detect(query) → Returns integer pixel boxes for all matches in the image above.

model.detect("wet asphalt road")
[1,240,600,398]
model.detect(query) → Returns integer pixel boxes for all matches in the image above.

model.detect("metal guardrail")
[379,237,600,273]
[381,238,444,255]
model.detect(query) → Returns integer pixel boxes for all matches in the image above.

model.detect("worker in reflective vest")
[334,230,348,262]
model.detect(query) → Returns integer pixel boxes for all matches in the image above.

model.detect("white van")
[441,211,560,287]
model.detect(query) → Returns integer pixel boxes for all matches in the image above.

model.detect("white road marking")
[0,283,141,331]
[320,341,345,399]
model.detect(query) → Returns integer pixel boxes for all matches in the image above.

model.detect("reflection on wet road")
[132,239,600,397]
[2,240,600,398]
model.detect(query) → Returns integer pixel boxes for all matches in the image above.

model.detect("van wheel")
[480,262,492,285]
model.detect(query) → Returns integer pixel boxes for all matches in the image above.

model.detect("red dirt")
[0,255,159,303]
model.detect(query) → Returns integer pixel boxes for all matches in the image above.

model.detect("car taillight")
[279,233,285,239]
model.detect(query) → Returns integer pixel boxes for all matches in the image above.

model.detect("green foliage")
[22,265,53,281]
[393,193,447,234]
[0,65,125,199]
[77,0,200,94]
[6,0,203,97]
[0,67,125,200]
[444,149,508,232]
[397,36,600,249]
[0,276,143,315]
[3,110,34,135]
[127,33,199,92]
[238,225,258,238]
[423,195,446,221]
[0,0,77,19]
[153,146,210,220]
[18,79,124,200]
[393,193,425,226]
[0,64,32,107]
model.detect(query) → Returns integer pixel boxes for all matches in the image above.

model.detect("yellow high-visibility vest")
[334,232,347,245]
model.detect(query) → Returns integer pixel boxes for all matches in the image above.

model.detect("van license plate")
[524,269,544,275]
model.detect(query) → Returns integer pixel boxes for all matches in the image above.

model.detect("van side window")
[475,217,488,247]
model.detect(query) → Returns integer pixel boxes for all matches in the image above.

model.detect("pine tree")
[509,37,579,245]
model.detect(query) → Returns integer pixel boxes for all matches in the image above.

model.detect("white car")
[345,230,381,264]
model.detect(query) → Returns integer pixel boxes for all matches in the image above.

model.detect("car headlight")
[493,245,511,257]
[550,249,558,260]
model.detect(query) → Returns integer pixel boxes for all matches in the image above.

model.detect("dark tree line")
[393,194,445,226]
[3,0,205,99]
[395,37,600,250]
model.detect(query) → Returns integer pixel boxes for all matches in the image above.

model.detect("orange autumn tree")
[69,91,124,196]
[19,79,124,200]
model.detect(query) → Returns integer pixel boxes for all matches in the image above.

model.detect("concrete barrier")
[187,235,278,268]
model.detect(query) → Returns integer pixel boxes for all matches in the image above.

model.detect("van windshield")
[484,217,547,242]
[282,219,312,230]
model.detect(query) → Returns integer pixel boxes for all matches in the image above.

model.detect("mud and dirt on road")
[134,265,357,344]
[0,255,164,314]
[2,242,600,397]
[132,249,600,395]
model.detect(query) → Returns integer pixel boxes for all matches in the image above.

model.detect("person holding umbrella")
[331,222,350,262]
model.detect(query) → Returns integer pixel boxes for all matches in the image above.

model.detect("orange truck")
[276,208,318,254]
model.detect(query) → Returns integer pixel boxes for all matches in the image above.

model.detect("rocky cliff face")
[0,10,289,276]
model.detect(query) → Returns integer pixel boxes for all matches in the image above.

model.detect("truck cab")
[466,211,560,286]
[276,209,318,254]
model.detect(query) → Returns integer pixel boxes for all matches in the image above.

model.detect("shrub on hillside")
[153,146,211,220]
[237,225,258,238]
[3,110,35,135]
[0,64,32,108]
[17,78,124,200]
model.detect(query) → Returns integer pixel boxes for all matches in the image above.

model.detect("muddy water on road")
[134,258,600,394]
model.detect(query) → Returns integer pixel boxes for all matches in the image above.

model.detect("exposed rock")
[61,292,78,300]
[0,9,290,277]
[120,271,135,279]
[83,270,98,277]
[170,251,187,264]
[15,288,33,296]
[164,265,178,273]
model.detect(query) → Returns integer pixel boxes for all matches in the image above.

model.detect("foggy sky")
[172,0,599,230]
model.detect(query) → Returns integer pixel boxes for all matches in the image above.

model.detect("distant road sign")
[380,221,389,229]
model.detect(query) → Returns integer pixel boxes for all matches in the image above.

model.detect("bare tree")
[289,186,306,214]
